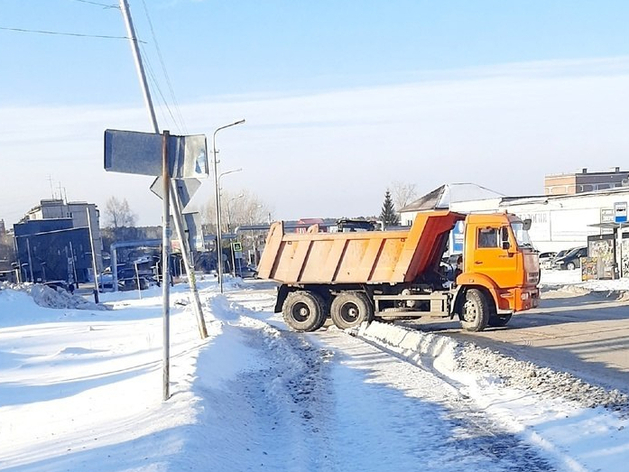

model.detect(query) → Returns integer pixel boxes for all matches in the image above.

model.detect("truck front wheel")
[282,291,326,332]
[459,289,490,332]
[330,292,374,330]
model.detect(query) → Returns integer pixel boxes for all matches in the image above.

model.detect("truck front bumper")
[496,286,540,312]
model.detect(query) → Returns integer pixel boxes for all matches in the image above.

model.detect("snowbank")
[1,282,108,310]
[540,269,629,300]
[356,321,629,411]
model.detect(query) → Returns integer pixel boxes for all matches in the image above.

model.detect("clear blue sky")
[1,0,629,225]
[3,0,628,105]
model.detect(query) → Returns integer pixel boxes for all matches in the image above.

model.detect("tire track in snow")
[216,295,559,472]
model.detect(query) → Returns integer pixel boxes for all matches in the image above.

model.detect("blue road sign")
[614,201,627,224]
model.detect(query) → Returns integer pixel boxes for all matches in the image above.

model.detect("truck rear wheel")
[282,291,326,332]
[330,292,374,330]
[459,289,489,332]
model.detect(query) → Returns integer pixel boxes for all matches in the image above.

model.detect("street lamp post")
[213,119,245,293]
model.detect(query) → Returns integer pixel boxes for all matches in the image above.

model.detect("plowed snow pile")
[1,283,107,310]
[356,321,629,412]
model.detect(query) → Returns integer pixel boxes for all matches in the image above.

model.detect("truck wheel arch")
[454,273,500,314]
[458,288,491,332]
[275,284,292,313]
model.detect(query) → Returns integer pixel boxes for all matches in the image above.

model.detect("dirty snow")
[0,272,628,471]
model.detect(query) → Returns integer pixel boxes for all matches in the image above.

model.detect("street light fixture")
[219,167,243,232]
[212,119,245,293]
[226,193,245,233]
[218,168,243,189]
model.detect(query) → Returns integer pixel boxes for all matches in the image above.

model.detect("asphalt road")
[399,288,629,393]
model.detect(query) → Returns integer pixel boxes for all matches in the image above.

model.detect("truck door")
[472,226,518,286]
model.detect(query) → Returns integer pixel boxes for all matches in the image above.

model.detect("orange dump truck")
[257,210,540,332]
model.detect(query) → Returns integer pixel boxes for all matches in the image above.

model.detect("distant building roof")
[297,218,325,225]
[400,183,504,212]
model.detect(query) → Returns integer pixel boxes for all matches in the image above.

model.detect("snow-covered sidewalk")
[1,276,628,471]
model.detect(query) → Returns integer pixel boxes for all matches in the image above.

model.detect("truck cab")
[458,213,540,316]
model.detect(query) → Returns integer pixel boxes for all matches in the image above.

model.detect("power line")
[73,0,119,9]
[140,0,188,134]
[0,26,144,42]
[140,44,185,134]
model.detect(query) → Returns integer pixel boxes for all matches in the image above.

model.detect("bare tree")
[390,181,418,210]
[202,190,272,232]
[220,189,271,232]
[104,196,137,228]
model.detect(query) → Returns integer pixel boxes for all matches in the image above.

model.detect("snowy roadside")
[540,268,629,300]
[2,274,629,471]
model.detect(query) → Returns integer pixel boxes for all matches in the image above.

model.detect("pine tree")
[380,190,400,227]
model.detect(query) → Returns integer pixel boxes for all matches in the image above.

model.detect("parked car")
[234,264,258,279]
[552,246,588,270]
[538,251,557,269]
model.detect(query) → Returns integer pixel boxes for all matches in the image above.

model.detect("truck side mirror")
[523,218,532,231]
[501,227,512,251]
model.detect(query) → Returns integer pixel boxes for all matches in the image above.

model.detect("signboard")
[451,221,465,253]
[614,201,627,224]
[184,212,205,252]
[150,177,201,210]
[104,129,208,179]
[232,241,243,252]
[169,212,204,252]
[601,208,614,224]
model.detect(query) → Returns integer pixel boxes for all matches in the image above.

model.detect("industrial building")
[400,168,629,279]
[13,199,103,285]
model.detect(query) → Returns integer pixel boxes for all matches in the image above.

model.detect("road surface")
[400,287,629,393]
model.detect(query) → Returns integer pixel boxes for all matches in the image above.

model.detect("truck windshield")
[510,222,534,248]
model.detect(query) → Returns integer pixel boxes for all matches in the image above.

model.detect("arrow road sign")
[104,129,208,179]
[150,177,202,210]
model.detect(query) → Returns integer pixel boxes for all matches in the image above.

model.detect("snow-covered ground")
[0,271,628,471]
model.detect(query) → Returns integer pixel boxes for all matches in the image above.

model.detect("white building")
[401,183,629,252]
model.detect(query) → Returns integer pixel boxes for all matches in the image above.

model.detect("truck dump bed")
[257,211,464,285]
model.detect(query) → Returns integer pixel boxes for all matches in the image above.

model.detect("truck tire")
[282,291,326,332]
[459,289,489,332]
[330,292,374,330]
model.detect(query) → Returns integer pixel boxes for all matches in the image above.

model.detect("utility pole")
[119,0,207,402]
[119,0,206,339]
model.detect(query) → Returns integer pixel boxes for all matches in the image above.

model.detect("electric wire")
[140,44,182,133]
[139,0,188,135]
[73,0,119,9]
[0,26,142,42]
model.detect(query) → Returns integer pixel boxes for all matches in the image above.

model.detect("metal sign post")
[161,131,171,401]
[615,202,627,279]
[86,208,100,304]
[117,0,211,401]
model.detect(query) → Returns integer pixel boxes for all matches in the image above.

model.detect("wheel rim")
[340,302,360,323]
[291,302,311,322]
[463,300,478,322]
